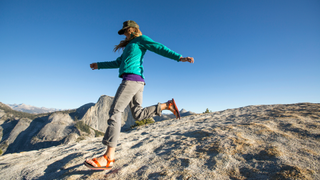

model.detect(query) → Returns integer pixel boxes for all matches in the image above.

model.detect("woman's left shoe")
[167,98,181,119]
[84,154,115,171]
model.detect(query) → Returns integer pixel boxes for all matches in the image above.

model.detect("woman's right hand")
[90,63,98,70]
[180,57,194,63]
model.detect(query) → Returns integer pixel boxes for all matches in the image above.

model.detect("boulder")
[81,95,136,132]
[35,113,76,142]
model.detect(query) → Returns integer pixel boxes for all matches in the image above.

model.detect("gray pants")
[102,80,162,147]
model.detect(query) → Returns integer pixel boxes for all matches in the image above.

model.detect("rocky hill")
[80,95,135,132]
[0,102,319,179]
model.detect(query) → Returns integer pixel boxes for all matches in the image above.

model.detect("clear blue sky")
[1,0,319,113]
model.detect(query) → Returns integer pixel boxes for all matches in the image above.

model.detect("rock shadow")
[0,119,19,141]
[136,165,149,177]
[172,129,215,140]
[278,122,320,140]
[4,116,50,154]
[154,140,179,156]
[37,153,89,180]
[131,141,144,149]
[176,158,190,167]
[148,172,161,179]
[240,150,281,179]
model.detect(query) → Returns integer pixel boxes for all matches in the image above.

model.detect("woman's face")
[124,27,133,39]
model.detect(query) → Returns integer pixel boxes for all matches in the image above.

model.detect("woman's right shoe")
[84,154,115,171]
[166,98,181,119]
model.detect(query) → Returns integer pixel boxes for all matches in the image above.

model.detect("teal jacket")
[97,35,182,79]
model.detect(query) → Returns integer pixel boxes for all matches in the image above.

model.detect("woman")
[84,20,194,170]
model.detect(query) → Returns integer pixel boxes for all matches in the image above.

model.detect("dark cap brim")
[118,29,125,35]
[118,27,128,35]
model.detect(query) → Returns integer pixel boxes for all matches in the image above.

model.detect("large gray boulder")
[6,118,32,144]
[81,95,136,132]
[0,118,32,154]
[34,113,76,142]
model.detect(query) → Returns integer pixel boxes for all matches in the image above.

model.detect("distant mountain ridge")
[154,108,197,121]
[7,103,63,114]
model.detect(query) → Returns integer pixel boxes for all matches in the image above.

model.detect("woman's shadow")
[37,153,96,180]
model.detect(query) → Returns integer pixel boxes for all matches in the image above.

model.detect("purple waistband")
[122,73,145,82]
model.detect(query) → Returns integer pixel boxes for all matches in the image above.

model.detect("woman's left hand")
[180,57,194,63]
[90,63,98,70]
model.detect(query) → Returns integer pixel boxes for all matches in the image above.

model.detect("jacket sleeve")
[97,55,122,69]
[140,36,182,62]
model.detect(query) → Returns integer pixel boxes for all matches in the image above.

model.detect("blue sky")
[1,0,319,113]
